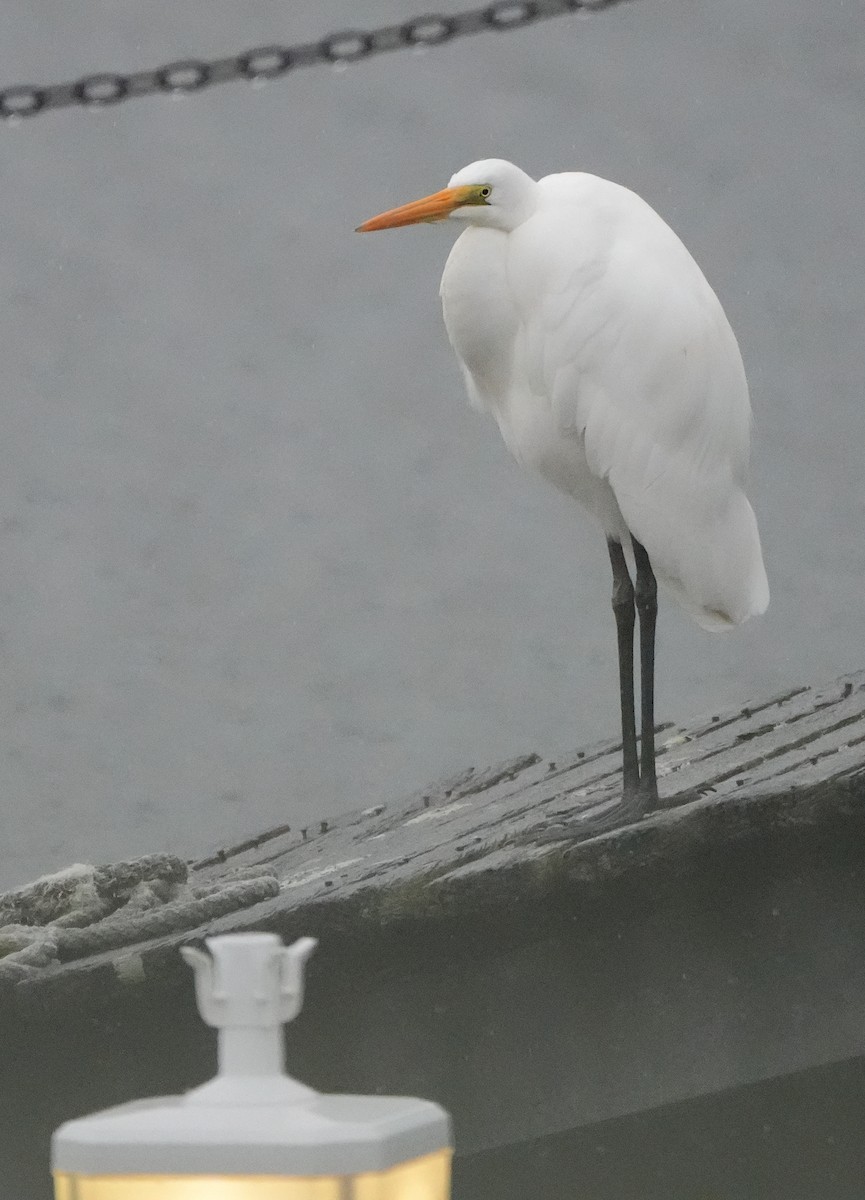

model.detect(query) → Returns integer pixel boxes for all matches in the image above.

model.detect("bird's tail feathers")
[623,488,769,632]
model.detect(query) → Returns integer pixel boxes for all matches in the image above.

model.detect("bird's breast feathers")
[440,227,519,411]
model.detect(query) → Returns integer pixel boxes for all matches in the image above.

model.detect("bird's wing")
[509,181,768,628]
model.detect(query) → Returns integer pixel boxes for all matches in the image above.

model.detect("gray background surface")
[0,0,861,890]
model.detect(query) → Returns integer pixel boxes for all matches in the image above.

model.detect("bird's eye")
[480,186,491,199]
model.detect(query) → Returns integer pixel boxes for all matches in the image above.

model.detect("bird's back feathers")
[441,171,769,630]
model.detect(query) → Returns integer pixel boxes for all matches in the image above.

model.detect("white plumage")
[438,160,768,631]
[357,157,769,817]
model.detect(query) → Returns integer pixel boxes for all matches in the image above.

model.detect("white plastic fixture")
[52,933,452,1198]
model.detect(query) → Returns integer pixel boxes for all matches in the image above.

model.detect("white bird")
[357,159,768,820]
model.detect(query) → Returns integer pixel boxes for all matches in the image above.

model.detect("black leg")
[518,536,656,848]
[632,536,659,809]
[607,539,639,798]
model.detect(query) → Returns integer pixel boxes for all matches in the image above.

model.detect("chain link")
[0,0,631,122]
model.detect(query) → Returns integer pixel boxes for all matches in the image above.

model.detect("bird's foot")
[634,776,658,815]
[523,780,658,847]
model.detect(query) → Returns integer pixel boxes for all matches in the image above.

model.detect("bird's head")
[356,159,539,235]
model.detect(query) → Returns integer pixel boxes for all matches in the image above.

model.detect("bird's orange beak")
[355,185,477,232]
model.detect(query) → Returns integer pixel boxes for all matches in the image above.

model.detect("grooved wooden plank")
[184,673,865,895]
[4,671,865,1007]
[657,682,865,798]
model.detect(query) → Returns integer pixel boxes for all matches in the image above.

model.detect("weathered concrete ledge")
[2,671,865,1198]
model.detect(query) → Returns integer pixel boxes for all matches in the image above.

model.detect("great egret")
[357,159,768,822]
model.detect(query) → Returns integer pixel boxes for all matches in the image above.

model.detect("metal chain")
[0,0,630,122]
